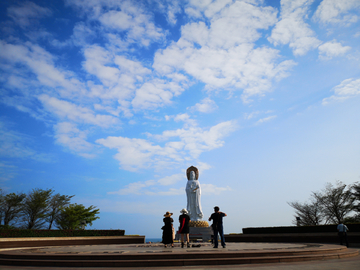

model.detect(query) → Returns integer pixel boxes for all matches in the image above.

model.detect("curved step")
[0,244,358,267]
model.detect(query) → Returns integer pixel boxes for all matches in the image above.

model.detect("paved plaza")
[2,242,316,254]
[0,242,359,269]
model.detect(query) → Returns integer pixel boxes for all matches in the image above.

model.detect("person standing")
[337,221,349,247]
[209,206,227,248]
[178,208,191,248]
[162,211,174,248]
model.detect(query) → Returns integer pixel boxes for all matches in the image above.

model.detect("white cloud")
[96,136,164,171]
[244,111,260,120]
[157,174,183,186]
[189,97,218,113]
[154,120,238,159]
[97,120,237,171]
[318,40,351,60]
[153,1,294,101]
[201,183,232,194]
[132,79,185,111]
[0,163,18,182]
[81,198,161,215]
[314,0,360,25]
[147,188,184,196]
[108,173,183,195]
[165,1,182,25]
[66,0,164,47]
[322,78,360,105]
[107,172,229,196]
[108,180,156,195]
[0,41,85,98]
[83,45,150,90]
[7,1,51,28]
[71,22,96,47]
[99,9,164,46]
[269,0,321,56]
[0,121,52,162]
[53,122,95,158]
[256,115,277,125]
[154,44,294,102]
[186,0,233,19]
[165,113,197,128]
[174,113,192,123]
[38,95,119,128]
[196,162,212,173]
[83,45,184,114]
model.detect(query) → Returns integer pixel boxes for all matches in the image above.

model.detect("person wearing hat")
[178,208,191,248]
[161,211,174,247]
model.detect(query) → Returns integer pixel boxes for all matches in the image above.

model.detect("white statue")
[186,166,203,221]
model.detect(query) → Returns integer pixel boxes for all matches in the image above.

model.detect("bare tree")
[21,188,53,229]
[1,192,26,226]
[47,193,74,229]
[352,182,360,220]
[288,199,324,226]
[313,181,355,224]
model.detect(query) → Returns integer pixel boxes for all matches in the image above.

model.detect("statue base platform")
[175,226,212,242]
[189,226,212,242]
[175,227,214,242]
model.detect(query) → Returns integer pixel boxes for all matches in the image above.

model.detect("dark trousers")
[338,232,349,247]
[213,225,226,247]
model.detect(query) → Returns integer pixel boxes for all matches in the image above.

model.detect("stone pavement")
[0,242,359,269]
[0,255,359,270]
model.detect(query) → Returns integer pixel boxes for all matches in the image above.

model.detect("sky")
[0,0,360,238]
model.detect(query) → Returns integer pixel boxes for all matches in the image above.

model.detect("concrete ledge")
[0,236,145,249]
[225,233,360,245]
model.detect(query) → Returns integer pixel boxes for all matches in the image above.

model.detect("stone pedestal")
[189,227,212,242]
[175,227,213,242]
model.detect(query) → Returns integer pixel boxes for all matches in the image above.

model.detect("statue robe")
[186,179,203,221]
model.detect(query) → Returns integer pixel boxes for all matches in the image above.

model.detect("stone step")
[0,246,358,267]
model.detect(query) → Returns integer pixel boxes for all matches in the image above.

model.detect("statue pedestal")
[189,226,212,242]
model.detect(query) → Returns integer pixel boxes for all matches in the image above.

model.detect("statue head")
[186,166,199,180]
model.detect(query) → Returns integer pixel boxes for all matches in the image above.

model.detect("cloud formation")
[318,40,351,59]
[322,78,360,104]
[189,98,218,113]
[0,121,52,162]
[1,0,358,179]
[154,1,295,101]
[314,0,360,24]
[108,172,230,196]
[7,1,51,28]
[269,0,321,56]
[97,120,238,171]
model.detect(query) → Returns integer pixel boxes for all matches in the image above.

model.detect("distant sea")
[146,238,162,243]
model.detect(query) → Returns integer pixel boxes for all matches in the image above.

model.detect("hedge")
[242,224,360,234]
[0,229,125,238]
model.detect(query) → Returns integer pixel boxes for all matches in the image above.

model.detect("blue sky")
[0,0,359,238]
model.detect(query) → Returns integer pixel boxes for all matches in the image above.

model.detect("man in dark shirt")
[209,206,227,248]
